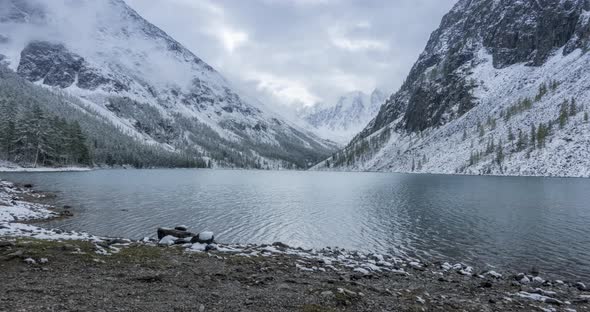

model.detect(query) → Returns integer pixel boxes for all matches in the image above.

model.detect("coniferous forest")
[0,67,206,169]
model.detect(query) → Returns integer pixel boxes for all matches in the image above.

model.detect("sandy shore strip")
[0,179,589,311]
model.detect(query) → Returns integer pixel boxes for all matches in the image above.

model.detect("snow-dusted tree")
[530,123,536,149]
[507,126,515,144]
[496,139,504,166]
[559,100,569,129]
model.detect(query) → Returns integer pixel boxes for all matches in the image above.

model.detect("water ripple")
[2,169,590,280]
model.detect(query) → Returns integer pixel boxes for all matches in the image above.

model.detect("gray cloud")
[126,0,457,108]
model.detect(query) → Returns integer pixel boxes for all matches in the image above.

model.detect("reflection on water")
[2,169,590,280]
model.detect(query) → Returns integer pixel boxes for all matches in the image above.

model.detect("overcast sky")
[126,0,457,109]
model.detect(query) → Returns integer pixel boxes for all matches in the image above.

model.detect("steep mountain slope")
[298,89,385,145]
[0,0,336,169]
[317,0,590,177]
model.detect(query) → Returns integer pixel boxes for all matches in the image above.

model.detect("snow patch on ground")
[0,180,98,241]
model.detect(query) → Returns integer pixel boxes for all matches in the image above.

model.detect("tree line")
[0,99,91,167]
[0,66,206,169]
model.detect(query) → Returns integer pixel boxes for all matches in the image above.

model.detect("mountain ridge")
[317,0,590,177]
[0,0,337,169]
[298,89,386,145]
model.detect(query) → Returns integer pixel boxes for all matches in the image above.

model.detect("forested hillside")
[0,67,206,168]
[0,0,336,170]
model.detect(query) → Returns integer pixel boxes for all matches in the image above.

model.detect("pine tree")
[530,123,536,149]
[516,129,528,152]
[67,121,91,165]
[496,139,504,165]
[478,122,485,137]
[462,129,467,141]
[570,98,577,116]
[559,100,569,129]
[535,83,547,101]
[507,126,515,144]
[585,111,589,122]
[0,98,18,160]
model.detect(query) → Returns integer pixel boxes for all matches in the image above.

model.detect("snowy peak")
[299,89,386,145]
[319,0,590,177]
[0,0,337,168]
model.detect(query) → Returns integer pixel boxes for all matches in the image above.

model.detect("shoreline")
[1,179,589,311]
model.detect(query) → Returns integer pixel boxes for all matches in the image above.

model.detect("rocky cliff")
[320,0,590,177]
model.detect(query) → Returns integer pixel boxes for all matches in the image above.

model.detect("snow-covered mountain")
[298,89,386,145]
[0,0,336,169]
[316,0,590,177]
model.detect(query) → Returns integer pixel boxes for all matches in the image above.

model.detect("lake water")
[2,169,590,280]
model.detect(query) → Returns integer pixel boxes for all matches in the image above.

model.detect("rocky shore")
[0,179,589,311]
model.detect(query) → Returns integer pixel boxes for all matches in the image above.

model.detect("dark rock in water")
[174,225,188,231]
[480,281,493,288]
[575,282,587,291]
[63,205,72,209]
[23,184,33,188]
[157,227,194,240]
[530,266,539,277]
[190,231,214,244]
[174,237,191,245]
[544,297,562,305]
[272,242,290,249]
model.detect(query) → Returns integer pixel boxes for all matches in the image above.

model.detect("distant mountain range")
[0,0,337,169]
[298,89,386,145]
[316,0,590,178]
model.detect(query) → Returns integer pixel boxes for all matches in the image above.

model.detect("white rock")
[190,243,207,251]
[409,261,421,268]
[520,276,531,284]
[416,296,426,304]
[441,262,453,270]
[486,270,502,278]
[459,266,473,275]
[39,258,49,264]
[198,231,214,241]
[158,235,177,246]
[24,258,36,265]
[532,276,545,283]
[353,267,370,275]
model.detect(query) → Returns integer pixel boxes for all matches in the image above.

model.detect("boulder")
[191,231,214,244]
[158,235,177,246]
[157,227,194,240]
[174,225,188,231]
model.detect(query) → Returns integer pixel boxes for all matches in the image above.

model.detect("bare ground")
[0,238,589,312]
